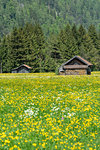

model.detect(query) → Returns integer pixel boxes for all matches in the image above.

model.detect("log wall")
[65,69,87,75]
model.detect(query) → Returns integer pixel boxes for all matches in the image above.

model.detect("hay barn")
[59,56,93,75]
[12,64,32,73]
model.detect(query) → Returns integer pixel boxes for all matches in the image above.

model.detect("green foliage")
[0,0,100,36]
[59,24,78,62]
[0,23,100,73]
[55,64,60,75]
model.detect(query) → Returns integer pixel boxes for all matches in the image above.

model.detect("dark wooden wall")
[67,58,85,65]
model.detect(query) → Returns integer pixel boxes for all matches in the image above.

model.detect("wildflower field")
[0,72,100,150]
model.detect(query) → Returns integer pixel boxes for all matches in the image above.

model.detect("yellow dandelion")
[42,143,45,148]
[55,145,57,149]
[32,143,37,147]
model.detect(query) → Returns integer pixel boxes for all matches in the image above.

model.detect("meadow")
[0,72,100,150]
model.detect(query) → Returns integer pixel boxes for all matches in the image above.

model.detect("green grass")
[0,72,100,150]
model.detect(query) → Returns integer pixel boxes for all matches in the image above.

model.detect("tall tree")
[88,25,100,70]
[0,36,11,72]
[23,23,37,70]
[79,33,99,70]
[9,27,26,68]
[32,24,46,72]
[88,25,100,49]
[72,24,78,41]
[78,24,86,46]
[44,34,61,72]
[59,24,78,62]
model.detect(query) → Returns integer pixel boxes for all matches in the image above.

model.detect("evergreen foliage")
[0,0,100,36]
[59,24,78,62]
[0,23,100,73]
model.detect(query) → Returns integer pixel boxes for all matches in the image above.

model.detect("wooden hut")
[59,56,93,75]
[12,64,32,73]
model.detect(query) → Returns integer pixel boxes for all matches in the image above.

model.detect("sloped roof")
[76,56,93,66]
[59,56,93,72]
[22,64,32,69]
[12,64,32,71]
[64,56,93,66]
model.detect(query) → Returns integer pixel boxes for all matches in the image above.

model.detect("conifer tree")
[44,34,61,72]
[0,37,2,60]
[72,24,78,41]
[88,25,99,49]
[0,37,2,73]
[79,33,99,70]
[78,24,86,47]
[0,36,11,72]
[32,24,45,72]
[5,38,12,72]
[9,27,26,68]
[59,24,78,62]
[23,23,36,70]
[88,25,100,70]
[16,28,26,65]
[9,27,20,68]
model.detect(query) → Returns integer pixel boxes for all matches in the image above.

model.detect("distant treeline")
[0,0,100,36]
[0,23,100,73]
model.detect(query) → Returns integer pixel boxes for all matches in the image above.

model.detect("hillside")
[0,0,100,36]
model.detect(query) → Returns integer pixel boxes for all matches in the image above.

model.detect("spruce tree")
[72,24,78,41]
[0,37,2,60]
[22,23,34,68]
[78,24,86,47]
[0,37,2,73]
[88,25,100,70]
[32,24,45,72]
[9,27,26,68]
[9,27,19,68]
[59,24,78,62]
[88,25,99,49]
[44,34,61,72]
[0,36,11,72]
[79,33,99,70]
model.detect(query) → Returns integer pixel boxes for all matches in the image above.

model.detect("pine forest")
[0,0,100,72]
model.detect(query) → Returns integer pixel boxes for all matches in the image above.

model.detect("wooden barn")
[12,64,32,73]
[59,56,93,75]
